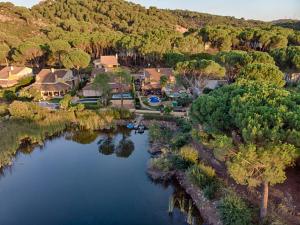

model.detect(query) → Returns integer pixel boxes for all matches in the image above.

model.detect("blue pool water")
[148,96,161,103]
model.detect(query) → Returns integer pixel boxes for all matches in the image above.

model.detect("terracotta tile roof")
[0,66,27,79]
[35,69,69,84]
[144,68,174,82]
[100,56,119,66]
[94,55,119,67]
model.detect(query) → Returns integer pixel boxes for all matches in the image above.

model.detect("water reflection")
[96,128,135,158]
[169,183,204,225]
[0,128,204,225]
[65,130,98,144]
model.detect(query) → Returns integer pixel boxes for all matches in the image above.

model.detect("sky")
[2,0,300,21]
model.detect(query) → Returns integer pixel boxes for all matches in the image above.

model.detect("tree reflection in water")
[98,128,135,158]
[168,184,203,225]
[66,130,98,144]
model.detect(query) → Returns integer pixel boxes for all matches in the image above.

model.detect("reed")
[0,101,132,168]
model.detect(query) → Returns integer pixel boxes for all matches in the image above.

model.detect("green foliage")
[59,94,72,110]
[2,90,16,102]
[170,132,190,149]
[160,75,168,87]
[148,124,173,144]
[179,146,199,164]
[150,156,173,172]
[218,193,253,225]
[238,63,285,87]
[8,101,46,119]
[209,134,235,162]
[93,73,111,106]
[62,48,91,70]
[191,81,300,147]
[197,162,216,178]
[0,103,8,117]
[228,144,298,187]
[270,46,300,70]
[169,154,192,171]
[187,163,218,199]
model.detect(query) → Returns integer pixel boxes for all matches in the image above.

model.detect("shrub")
[179,146,199,164]
[176,118,192,133]
[60,94,72,110]
[197,162,216,178]
[203,180,219,200]
[3,90,16,101]
[187,165,210,189]
[0,103,8,117]
[8,101,47,119]
[149,124,173,144]
[171,132,190,149]
[218,193,253,225]
[187,163,219,199]
[150,157,172,172]
[169,154,192,171]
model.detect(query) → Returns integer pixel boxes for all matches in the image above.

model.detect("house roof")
[144,68,173,82]
[94,55,119,66]
[0,66,28,79]
[91,68,106,78]
[32,82,71,92]
[83,83,97,91]
[35,69,70,84]
[83,82,130,92]
[0,79,18,87]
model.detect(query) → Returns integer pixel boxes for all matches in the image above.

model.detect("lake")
[0,129,203,225]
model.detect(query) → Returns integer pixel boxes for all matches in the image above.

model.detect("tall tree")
[191,81,300,219]
[61,49,91,77]
[113,69,132,109]
[93,73,111,107]
[228,144,298,219]
[176,59,225,95]
[48,39,71,67]
[12,42,43,67]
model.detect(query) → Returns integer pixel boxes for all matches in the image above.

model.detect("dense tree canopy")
[191,81,300,147]
[238,63,285,87]
[0,1,299,69]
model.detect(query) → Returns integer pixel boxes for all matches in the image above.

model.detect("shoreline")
[147,166,222,225]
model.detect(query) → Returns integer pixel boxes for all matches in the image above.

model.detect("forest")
[0,0,299,70]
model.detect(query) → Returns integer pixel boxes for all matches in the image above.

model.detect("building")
[285,72,300,84]
[93,55,119,71]
[142,68,175,92]
[31,68,79,99]
[0,66,33,88]
[82,81,131,97]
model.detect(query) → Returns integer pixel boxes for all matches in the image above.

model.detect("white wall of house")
[82,89,102,97]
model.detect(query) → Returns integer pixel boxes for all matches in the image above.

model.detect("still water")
[0,129,202,225]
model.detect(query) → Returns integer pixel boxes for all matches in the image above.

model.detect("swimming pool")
[148,96,161,105]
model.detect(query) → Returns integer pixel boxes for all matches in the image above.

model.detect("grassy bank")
[0,101,132,168]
